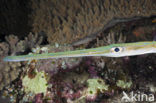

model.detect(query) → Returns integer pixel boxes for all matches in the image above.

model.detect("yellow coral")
[22,71,48,94]
[116,80,132,89]
[87,78,109,96]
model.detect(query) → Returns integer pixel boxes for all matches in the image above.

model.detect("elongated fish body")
[3,41,156,62]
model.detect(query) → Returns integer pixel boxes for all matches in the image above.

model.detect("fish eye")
[111,47,124,53]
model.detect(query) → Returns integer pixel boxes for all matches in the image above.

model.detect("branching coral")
[4,32,43,55]
[103,32,126,45]
[30,0,156,44]
[23,32,44,49]
[0,32,44,90]
[0,62,22,90]
[5,35,25,55]
[96,31,126,47]
[0,41,22,90]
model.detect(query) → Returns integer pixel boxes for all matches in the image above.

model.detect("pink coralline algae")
[35,93,43,103]
[84,57,105,78]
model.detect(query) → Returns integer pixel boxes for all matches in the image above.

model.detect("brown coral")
[95,31,126,47]
[0,32,43,90]
[30,0,156,44]
[0,41,22,90]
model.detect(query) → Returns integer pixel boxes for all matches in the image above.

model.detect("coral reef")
[0,38,22,90]
[30,0,156,44]
[0,62,22,90]
[0,33,43,90]
[1,36,156,103]
[1,17,156,103]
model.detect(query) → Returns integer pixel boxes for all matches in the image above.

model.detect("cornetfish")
[3,41,156,62]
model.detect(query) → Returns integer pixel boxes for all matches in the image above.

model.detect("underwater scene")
[0,0,156,103]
